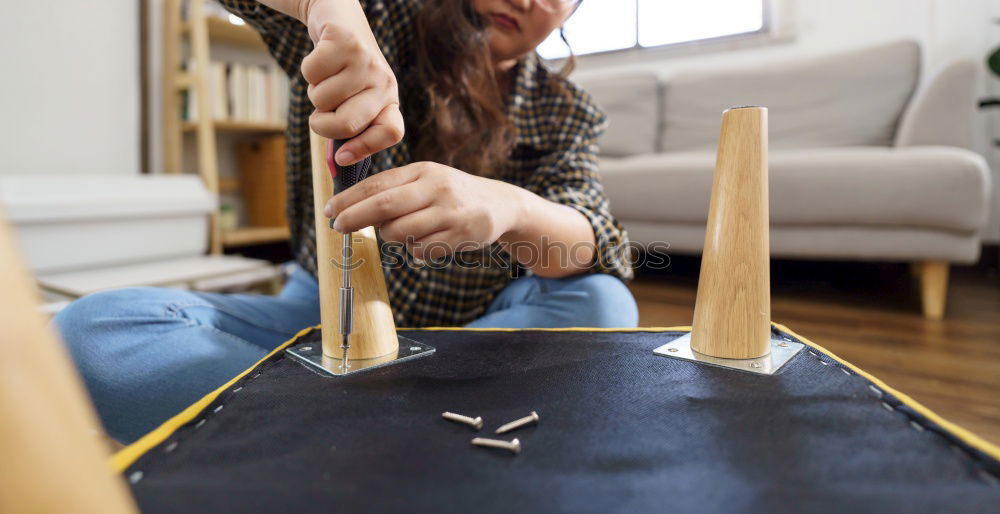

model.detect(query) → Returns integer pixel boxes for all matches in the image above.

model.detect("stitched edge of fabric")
[773,322,1000,463]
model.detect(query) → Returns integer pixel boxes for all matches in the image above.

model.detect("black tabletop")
[124,327,1000,513]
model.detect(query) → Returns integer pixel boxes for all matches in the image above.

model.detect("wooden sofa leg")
[915,261,949,320]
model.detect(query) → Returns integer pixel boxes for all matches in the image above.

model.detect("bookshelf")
[163,0,290,254]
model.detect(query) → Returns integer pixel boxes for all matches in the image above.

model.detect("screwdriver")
[327,139,373,371]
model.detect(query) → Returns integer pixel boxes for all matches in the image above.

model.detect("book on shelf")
[183,59,289,125]
[211,61,227,120]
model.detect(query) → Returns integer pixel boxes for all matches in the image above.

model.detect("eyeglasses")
[535,0,582,13]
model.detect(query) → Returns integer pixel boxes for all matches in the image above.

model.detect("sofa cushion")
[660,40,920,152]
[622,221,983,263]
[575,73,660,156]
[600,146,990,233]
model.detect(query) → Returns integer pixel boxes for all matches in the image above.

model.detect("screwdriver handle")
[327,139,373,194]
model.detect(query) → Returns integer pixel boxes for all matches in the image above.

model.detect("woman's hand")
[325,161,599,277]
[299,0,404,165]
[323,162,526,260]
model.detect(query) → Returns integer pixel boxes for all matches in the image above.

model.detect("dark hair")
[408,0,577,177]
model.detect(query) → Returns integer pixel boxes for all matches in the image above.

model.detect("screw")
[750,362,762,369]
[777,342,788,348]
[409,346,421,351]
[495,411,540,435]
[442,411,483,430]
[300,346,312,351]
[667,348,678,353]
[472,437,521,455]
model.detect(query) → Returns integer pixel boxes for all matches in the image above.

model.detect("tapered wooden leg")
[0,210,137,513]
[690,106,771,359]
[915,260,949,320]
[310,131,399,360]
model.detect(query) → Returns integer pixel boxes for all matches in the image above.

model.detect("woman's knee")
[53,287,187,373]
[56,287,172,333]
[559,273,639,328]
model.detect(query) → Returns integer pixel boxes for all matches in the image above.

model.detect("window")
[537,0,768,60]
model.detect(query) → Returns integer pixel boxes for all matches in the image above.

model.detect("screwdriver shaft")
[339,232,354,370]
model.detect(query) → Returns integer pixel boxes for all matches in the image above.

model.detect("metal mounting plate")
[285,336,434,377]
[653,333,804,375]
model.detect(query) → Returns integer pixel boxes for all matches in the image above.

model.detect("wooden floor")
[629,254,1000,446]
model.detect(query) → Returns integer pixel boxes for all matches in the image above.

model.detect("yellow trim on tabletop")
[773,322,1000,462]
[112,323,999,472]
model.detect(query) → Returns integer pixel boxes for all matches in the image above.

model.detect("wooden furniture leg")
[690,106,771,360]
[915,260,949,321]
[309,131,399,361]
[0,209,136,513]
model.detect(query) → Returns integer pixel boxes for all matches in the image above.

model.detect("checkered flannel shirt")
[220,0,633,327]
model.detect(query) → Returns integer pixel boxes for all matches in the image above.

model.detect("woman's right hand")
[299,0,404,166]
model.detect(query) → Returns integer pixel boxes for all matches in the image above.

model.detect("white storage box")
[0,175,216,274]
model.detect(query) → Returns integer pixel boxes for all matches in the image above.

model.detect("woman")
[55,0,637,443]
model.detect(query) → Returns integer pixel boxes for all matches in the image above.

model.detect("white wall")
[0,1,141,175]
[984,0,1000,244]
[989,4,1000,244]
[572,0,1000,243]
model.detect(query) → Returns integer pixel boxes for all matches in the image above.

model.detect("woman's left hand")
[324,162,525,260]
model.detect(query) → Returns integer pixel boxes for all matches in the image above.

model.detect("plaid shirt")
[220,0,633,327]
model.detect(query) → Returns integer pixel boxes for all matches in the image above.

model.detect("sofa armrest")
[894,59,979,149]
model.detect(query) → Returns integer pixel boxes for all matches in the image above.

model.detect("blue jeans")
[54,266,637,443]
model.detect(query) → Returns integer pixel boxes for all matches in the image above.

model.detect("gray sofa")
[580,40,992,319]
